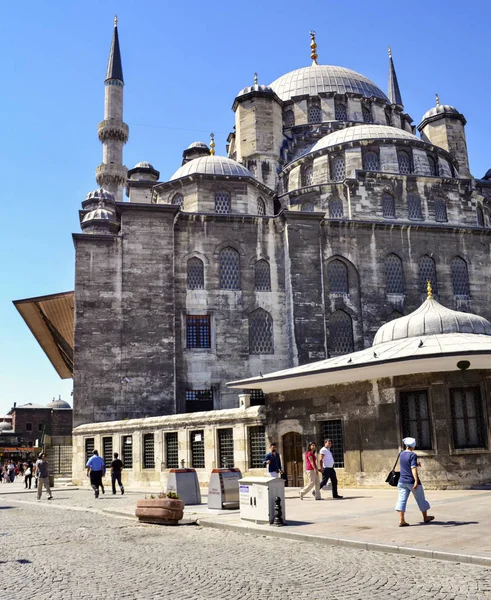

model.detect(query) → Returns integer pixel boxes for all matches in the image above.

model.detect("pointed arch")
[254,260,271,292]
[215,190,231,214]
[397,150,412,174]
[219,247,240,290]
[187,257,204,290]
[257,197,266,216]
[284,109,295,127]
[385,254,405,295]
[308,103,322,124]
[249,308,274,354]
[434,198,448,222]
[172,192,184,206]
[302,164,314,187]
[476,205,485,227]
[419,255,438,296]
[451,256,470,297]
[408,194,423,220]
[327,260,349,294]
[329,197,343,218]
[327,310,354,356]
[331,155,345,181]
[382,193,396,218]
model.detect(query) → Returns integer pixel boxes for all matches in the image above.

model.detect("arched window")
[331,155,345,181]
[328,311,354,355]
[255,260,271,291]
[308,104,322,123]
[329,198,344,218]
[327,260,349,294]
[215,191,231,214]
[284,109,295,127]
[334,100,347,121]
[397,150,412,174]
[451,257,470,297]
[476,205,484,227]
[219,247,240,290]
[249,309,274,354]
[419,255,438,296]
[301,201,314,212]
[362,105,372,123]
[408,194,423,220]
[364,151,380,172]
[187,258,204,290]
[172,192,184,206]
[427,155,439,177]
[382,193,396,218]
[434,199,448,222]
[385,254,404,294]
[302,164,313,187]
[257,197,266,216]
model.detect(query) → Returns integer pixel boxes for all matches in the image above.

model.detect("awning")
[13,291,74,379]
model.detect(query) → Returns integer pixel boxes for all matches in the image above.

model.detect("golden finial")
[114,15,118,27]
[253,72,258,86]
[388,46,392,58]
[210,133,215,156]
[427,280,433,299]
[309,31,318,66]
[435,93,440,106]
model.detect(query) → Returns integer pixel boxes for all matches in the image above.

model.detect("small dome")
[170,155,252,180]
[0,421,13,432]
[373,297,491,345]
[187,141,209,150]
[47,397,71,409]
[236,83,273,97]
[82,204,115,223]
[270,65,388,102]
[84,188,115,202]
[134,161,155,169]
[421,104,461,122]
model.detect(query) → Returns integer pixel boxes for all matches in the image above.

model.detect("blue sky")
[0,0,489,415]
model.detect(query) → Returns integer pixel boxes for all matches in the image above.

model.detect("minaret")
[95,16,128,201]
[388,47,403,107]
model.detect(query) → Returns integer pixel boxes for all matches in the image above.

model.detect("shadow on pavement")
[432,520,479,527]
[0,506,16,510]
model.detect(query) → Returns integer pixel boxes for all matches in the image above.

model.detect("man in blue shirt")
[263,443,283,478]
[86,450,106,498]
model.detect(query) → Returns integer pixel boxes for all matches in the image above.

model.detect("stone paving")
[2,483,491,599]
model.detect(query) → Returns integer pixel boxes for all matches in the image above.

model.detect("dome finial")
[427,280,433,299]
[435,93,441,106]
[309,31,318,66]
[253,72,258,86]
[209,133,215,156]
[114,15,118,27]
[388,45,392,58]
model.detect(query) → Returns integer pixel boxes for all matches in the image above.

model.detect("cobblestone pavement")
[2,489,491,599]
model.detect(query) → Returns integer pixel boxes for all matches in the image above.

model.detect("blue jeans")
[395,482,430,513]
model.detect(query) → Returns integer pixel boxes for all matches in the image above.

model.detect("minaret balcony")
[98,120,129,143]
[96,162,128,187]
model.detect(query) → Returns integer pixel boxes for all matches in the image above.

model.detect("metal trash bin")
[207,468,242,510]
[167,468,202,505]
[238,476,285,524]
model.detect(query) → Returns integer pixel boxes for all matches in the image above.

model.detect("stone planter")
[135,498,184,525]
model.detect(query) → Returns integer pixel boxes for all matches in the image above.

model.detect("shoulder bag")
[385,453,401,487]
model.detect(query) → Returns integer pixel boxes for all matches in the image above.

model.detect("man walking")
[110,452,124,495]
[35,453,53,500]
[86,450,106,498]
[263,442,283,478]
[319,439,343,499]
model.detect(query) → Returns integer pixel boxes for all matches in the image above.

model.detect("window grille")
[165,432,179,469]
[335,101,347,121]
[302,165,314,186]
[186,315,211,348]
[218,428,235,468]
[450,387,486,449]
[329,198,343,218]
[172,193,184,206]
[185,389,213,412]
[102,437,113,466]
[331,155,345,181]
[320,420,344,467]
[328,311,354,355]
[122,436,133,468]
[477,206,485,227]
[301,201,315,212]
[219,247,240,290]
[382,193,396,218]
[451,257,470,297]
[400,390,432,450]
[215,191,231,214]
[308,104,322,123]
[284,109,295,127]
[327,260,349,294]
[257,197,266,216]
[187,258,204,290]
[249,309,274,354]
[434,199,448,222]
[364,151,379,172]
[85,438,94,464]
[397,151,412,174]
[191,430,205,468]
[143,433,155,469]
[419,255,438,296]
[427,155,439,177]
[245,389,266,406]
[255,260,271,291]
[408,194,423,220]
[385,254,404,294]
[248,426,266,468]
[362,105,372,123]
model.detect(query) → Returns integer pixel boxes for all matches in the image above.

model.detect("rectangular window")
[185,389,213,412]
[186,315,211,349]
[122,435,133,468]
[165,432,179,469]
[39,423,44,431]
[191,430,205,469]
[320,420,344,468]
[143,433,155,469]
[245,389,265,406]
[85,438,95,465]
[26,423,32,432]
[400,390,432,450]
[102,436,113,465]
[248,426,266,468]
[450,387,487,449]
[218,428,234,468]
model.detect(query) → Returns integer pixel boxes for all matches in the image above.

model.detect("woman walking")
[396,437,434,527]
[299,442,321,500]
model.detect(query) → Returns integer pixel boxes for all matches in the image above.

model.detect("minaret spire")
[387,46,403,107]
[105,15,124,83]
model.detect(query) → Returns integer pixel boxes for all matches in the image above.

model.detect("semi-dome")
[170,155,252,180]
[187,141,209,150]
[270,65,389,102]
[47,397,71,409]
[373,295,491,345]
[84,188,115,202]
[0,421,12,432]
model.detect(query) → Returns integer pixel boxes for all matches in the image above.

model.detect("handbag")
[385,453,401,487]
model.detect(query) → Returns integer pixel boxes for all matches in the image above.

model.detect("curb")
[197,519,491,567]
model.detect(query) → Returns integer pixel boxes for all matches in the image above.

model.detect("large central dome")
[270,65,389,102]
